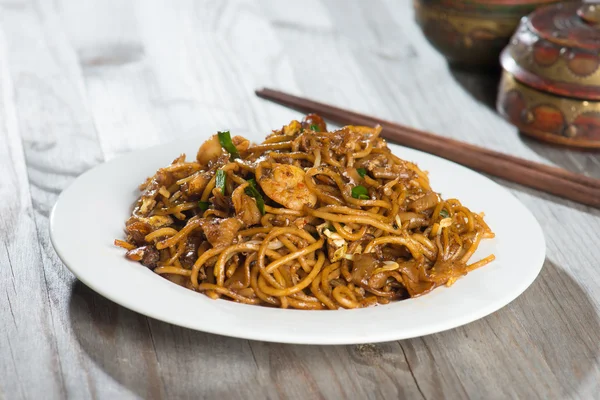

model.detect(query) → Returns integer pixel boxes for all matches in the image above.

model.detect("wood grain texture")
[0,0,599,399]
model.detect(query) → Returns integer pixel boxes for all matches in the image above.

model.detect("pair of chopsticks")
[256,88,600,209]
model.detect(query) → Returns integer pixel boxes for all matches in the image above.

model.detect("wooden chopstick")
[256,88,600,209]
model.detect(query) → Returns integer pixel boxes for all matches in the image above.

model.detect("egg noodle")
[116,114,495,310]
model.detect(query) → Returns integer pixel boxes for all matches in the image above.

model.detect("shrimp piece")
[256,162,317,211]
[196,134,224,166]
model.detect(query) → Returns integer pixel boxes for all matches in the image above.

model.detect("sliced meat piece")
[397,212,429,229]
[138,170,174,215]
[180,236,203,268]
[232,185,261,227]
[351,254,381,286]
[355,154,389,171]
[125,219,152,245]
[210,188,233,213]
[407,192,439,212]
[181,171,212,200]
[125,215,174,245]
[126,245,160,269]
[202,218,243,248]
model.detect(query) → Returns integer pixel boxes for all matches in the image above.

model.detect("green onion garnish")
[351,185,370,200]
[245,179,266,215]
[217,130,240,161]
[310,124,320,132]
[357,168,367,178]
[216,169,226,193]
[440,209,449,218]
[198,201,210,211]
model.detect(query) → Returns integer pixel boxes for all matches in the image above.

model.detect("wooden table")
[2,1,599,399]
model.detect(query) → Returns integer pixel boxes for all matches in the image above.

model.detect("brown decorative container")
[498,2,600,148]
[414,0,570,67]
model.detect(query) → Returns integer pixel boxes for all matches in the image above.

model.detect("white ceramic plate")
[50,132,545,345]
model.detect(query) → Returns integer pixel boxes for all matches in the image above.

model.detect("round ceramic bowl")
[497,71,600,148]
[413,0,569,67]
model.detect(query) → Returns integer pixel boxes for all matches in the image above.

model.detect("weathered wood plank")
[0,23,66,400]
[0,1,168,398]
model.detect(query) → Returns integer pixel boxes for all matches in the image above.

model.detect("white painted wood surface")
[1,0,599,399]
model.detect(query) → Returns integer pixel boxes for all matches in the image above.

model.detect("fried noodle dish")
[116,114,495,310]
